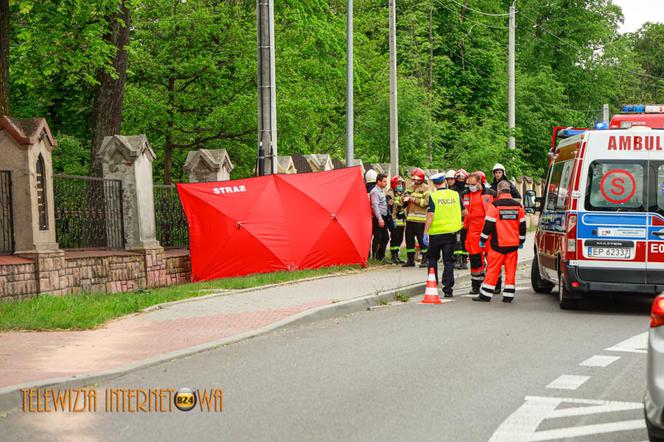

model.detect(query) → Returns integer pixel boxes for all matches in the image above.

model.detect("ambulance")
[525,105,664,309]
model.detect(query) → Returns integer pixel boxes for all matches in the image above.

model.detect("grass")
[0,262,388,332]
[395,293,410,303]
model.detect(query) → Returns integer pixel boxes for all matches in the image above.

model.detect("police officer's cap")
[430,172,446,184]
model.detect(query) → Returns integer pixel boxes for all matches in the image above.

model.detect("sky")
[613,0,664,33]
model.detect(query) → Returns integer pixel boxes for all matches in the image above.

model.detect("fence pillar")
[97,135,168,288]
[184,149,233,183]
[98,135,160,250]
[0,117,67,294]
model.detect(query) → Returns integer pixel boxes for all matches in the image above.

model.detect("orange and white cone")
[420,267,442,304]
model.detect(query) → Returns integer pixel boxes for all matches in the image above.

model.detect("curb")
[141,264,395,313]
[0,258,534,414]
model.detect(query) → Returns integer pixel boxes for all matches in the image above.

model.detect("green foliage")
[51,133,89,175]
[5,0,663,181]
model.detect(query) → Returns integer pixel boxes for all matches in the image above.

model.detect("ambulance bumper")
[563,262,664,295]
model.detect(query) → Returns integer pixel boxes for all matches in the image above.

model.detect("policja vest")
[429,188,463,235]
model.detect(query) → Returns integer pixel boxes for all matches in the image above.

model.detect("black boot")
[472,294,492,302]
[468,279,481,295]
[402,252,415,267]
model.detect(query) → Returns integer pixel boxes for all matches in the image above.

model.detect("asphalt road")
[1,263,653,442]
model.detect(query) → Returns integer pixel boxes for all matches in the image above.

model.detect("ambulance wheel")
[531,258,554,294]
[558,272,580,310]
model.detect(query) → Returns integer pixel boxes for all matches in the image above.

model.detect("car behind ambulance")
[526,124,664,309]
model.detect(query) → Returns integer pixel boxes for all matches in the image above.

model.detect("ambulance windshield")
[585,161,645,211]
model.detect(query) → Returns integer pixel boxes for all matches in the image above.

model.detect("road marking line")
[580,355,621,367]
[529,419,645,441]
[547,401,641,418]
[605,332,647,353]
[489,396,644,442]
[546,375,590,390]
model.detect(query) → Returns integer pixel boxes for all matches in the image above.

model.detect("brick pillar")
[97,135,166,288]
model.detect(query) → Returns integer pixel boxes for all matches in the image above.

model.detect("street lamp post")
[388,0,399,176]
[257,0,277,175]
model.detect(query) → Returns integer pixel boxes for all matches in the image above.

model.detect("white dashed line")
[580,355,621,367]
[546,375,591,390]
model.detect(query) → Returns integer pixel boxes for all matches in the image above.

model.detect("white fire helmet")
[365,169,378,184]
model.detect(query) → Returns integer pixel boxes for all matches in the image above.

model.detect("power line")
[519,12,664,83]
[436,1,510,30]
[446,0,511,17]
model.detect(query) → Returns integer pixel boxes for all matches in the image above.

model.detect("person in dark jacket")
[490,163,521,200]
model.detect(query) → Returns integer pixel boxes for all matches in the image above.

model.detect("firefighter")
[452,169,468,192]
[402,168,431,268]
[452,169,469,270]
[445,169,457,190]
[490,163,521,200]
[473,180,526,303]
[461,172,496,294]
[424,173,467,296]
[387,175,406,264]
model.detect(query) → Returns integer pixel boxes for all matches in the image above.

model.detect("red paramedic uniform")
[462,187,495,290]
[478,194,527,301]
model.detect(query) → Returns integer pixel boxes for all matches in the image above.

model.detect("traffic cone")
[420,267,442,304]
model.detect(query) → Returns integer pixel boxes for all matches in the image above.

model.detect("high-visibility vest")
[429,189,463,235]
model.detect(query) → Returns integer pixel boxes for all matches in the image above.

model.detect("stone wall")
[0,250,192,300]
[0,258,38,300]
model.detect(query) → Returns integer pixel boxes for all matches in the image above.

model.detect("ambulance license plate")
[587,247,631,259]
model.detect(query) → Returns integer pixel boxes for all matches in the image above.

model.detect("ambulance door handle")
[653,230,664,237]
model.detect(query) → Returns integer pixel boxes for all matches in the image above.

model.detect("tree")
[90,0,132,176]
[123,0,256,183]
[0,0,9,115]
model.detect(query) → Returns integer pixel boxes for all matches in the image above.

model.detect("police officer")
[474,180,527,303]
[402,168,431,267]
[461,172,496,294]
[424,173,467,297]
[387,176,406,264]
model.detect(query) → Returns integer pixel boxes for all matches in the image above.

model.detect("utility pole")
[256,0,277,175]
[388,0,399,176]
[508,1,516,149]
[603,104,610,125]
[346,0,354,167]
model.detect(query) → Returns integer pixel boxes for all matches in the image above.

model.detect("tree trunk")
[89,1,131,176]
[0,0,9,115]
[163,75,175,185]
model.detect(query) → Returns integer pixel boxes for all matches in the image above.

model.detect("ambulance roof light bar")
[622,104,664,114]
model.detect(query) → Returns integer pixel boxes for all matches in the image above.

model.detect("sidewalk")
[0,234,534,398]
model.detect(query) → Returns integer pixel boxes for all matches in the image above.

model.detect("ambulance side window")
[585,161,645,211]
[545,163,563,211]
[555,161,574,210]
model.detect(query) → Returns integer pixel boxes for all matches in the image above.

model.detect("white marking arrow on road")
[605,332,647,354]
[489,396,644,442]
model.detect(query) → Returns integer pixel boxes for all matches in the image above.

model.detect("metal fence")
[154,185,189,248]
[0,171,13,254]
[54,174,124,249]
